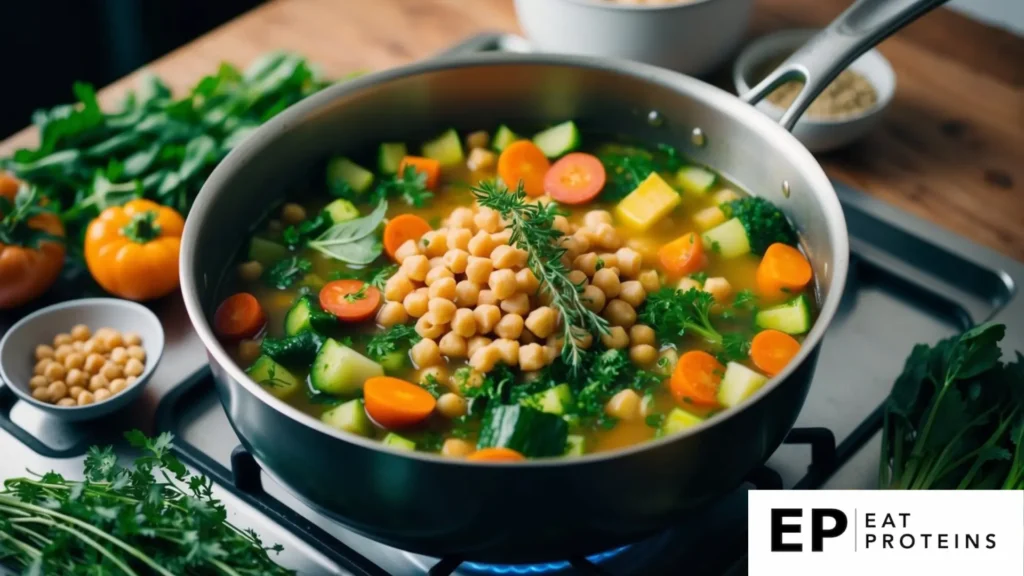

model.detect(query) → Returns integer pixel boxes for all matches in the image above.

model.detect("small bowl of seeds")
[0,298,164,422]
[733,29,896,153]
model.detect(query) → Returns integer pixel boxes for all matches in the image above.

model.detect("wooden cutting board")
[2,0,1021,259]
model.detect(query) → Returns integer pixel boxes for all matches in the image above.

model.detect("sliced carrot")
[669,350,725,407]
[658,232,706,277]
[0,173,20,196]
[397,156,441,190]
[467,447,526,462]
[214,292,266,340]
[498,140,551,197]
[319,279,381,322]
[543,153,606,205]
[363,376,437,429]
[750,329,801,376]
[383,214,432,260]
[756,243,812,302]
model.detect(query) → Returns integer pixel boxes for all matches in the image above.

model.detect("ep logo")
[771,508,848,552]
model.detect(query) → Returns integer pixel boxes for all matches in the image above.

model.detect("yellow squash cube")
[614,172,681,231]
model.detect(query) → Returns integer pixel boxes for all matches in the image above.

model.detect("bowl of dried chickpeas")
[0,298,164,421]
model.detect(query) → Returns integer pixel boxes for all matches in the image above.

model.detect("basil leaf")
[310,200,387,246]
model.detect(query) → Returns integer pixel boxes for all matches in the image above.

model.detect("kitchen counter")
[2,0,1021,259]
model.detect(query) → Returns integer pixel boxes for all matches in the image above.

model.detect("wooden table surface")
[2,0,1021,259]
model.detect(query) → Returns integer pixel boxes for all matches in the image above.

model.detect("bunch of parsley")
[879,323,1023,490]
[0,432,292,575]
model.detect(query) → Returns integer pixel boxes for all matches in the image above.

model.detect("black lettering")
[966,534,979,549]
[921,534,932,548]
[938,534,948,549]
[865,534,876,548]
[771,509,803,552]
[953,533,959,548]
[883,534,894,548]
[899,512,910,528]
[900,534,915,549]
[865,513,875,528]
[811,509,848,552]
[882,513,895,528]
[986,534,996,549]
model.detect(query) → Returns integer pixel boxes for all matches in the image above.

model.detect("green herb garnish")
[264,256,312,289]
[372,165,433,208]
[639,287,751,362]
[365,324,421,361]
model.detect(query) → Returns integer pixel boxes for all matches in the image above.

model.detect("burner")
[461,546,631,575]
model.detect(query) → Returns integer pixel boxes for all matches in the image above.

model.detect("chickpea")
[424,266,454,287]
[281,203,307,224]
[403,291,429,318]
[443,249,470,274]
[376,302,408,327]
[597,253,619,271]
[428,299,457,324]
[62,351,85,371]
[69,386,85,399]
[108,379,128,395]
[552,215,572,235]
[100,362,123,381]
[83,338,107,355]
[591,268,621,299]
[574,253,600,277]
[417,366,449,388]
[490,245,518,270]
[53,333,73,347]
[536,287,554,306]
[400,254,430,282]
[490,229,513,246]
[43,362,66,382]
[422,229,449,258]
[677,277,703,292]
[488,269,517,300]
[410,338,443,368]
[71,341,84,352]
[84,353,106,374]
[494,314,525,340]
[493,338,520,366]
[126,376,137,386]
[474,208,501,233]
[454,280,481,307]
[571,230,593,254]
[703,277,733,303]
[53,344,73,363]
[591,223,622,251]
[600,326,630,349]
[584,210,613,228]
[566,269,588,287]
[477,289,498,306]
[415,314,447,340]
[447,207,476,230]
[605,389,641,421]
[466,336,493,359]
[427,255,444,270]
[630,344,658,366]
[394,239,421,263]
[451,308,477,338]
[467,231,496,258]
[447,228,473,251]
[35,344,54,361]
[618,281,647,308]
[238,261,264,282]
[472,304,501,335]
[77,391,95,406]
[29,375,48,389]
[123,358,145,378]
[31,387,49,402]
[465,256,494,284]
[639,269,661,293]
[656,348,679,376]
[580,284,606,314]
[126,345,147,363]
[47,381,68,401]
[630,325,656,347]
[123,332,142,346]
[89,374,109,392]
[500,293,530,316]
[94,388,112,402]
[428,276,457,300]
[438,332,468,358]
[33,359,51,377]
[442,438,475,458]
[469,344,501,372]
[57,398,77,407]
[436,393,468,419]
[693,205,727,231]
[515,268,540,295]
[523,307,557,339]
[65,368,87,389]
[518,343,547,371]
[572,331,594,350]
[108,346,128,365]
[604,299,637,328]
[615,248,643,278]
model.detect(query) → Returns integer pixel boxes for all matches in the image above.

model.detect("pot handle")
[740,0,949,131]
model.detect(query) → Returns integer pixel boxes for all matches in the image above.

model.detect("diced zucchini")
[615,173,681,232]
[702,217,751,258]
[284,295,335,336]
[422,128,464,166]
[492,125,519,152]
[564,435,586,457]
[717,362,768,408]
[524,383,573,416]
[378,142,408,174]
[321,399,374,437]
[246,355,302,400]
[478,405,569,458]
[712,188,741,205]
[676,166,717,195]
[660,408,705,436]
[693,205,727,231]
[248,237,288,266]
[532,121,581,158]
[323,199,360,224]
[378,350,408,374]
[310,338,384,396]
[383,432,416,451]
[755,294,812,335]
[327,157,374,194]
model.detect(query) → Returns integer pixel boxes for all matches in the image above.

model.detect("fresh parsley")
[282,212,329,249]
[329,263,398,291]
[639,286,751,362]
[264,255,311,289]
[343,284,368,302]
[421,374,445,399]
[372,165,433,208]
[365,324,421,361]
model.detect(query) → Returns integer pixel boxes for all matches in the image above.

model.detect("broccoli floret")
[723,197,797,256]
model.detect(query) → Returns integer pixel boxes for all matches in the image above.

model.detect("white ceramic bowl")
[733,29,895,153]
[514,0,754,76]
[0,298,165,422]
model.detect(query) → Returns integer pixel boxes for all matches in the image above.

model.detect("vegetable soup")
[215,123,817,460]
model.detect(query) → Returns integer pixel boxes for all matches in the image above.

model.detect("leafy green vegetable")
[458,365,516,417]
[365,324,421,361]
[0,431,290,575]
[307,201,386,265]
[260,330,323,366]
[420,374,445,399]
[597,143,683,201]
[571,349,662,419]
[282,212,329,250]
[879,323,1023,490]
[0,186,62,248]
[722,197,797,256]
[372,165,433,208]
[639,287,751,363]
[329,263,397,291]
[263,256,312,289]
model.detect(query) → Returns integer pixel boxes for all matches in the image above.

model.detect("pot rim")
[180,51,849,468]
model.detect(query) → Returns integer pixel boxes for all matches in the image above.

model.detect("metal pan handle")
[741,0,949,131]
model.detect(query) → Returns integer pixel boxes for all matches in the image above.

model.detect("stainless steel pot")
[180,0,946,563]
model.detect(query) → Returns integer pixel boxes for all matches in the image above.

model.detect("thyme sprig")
[472,180,609,373]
